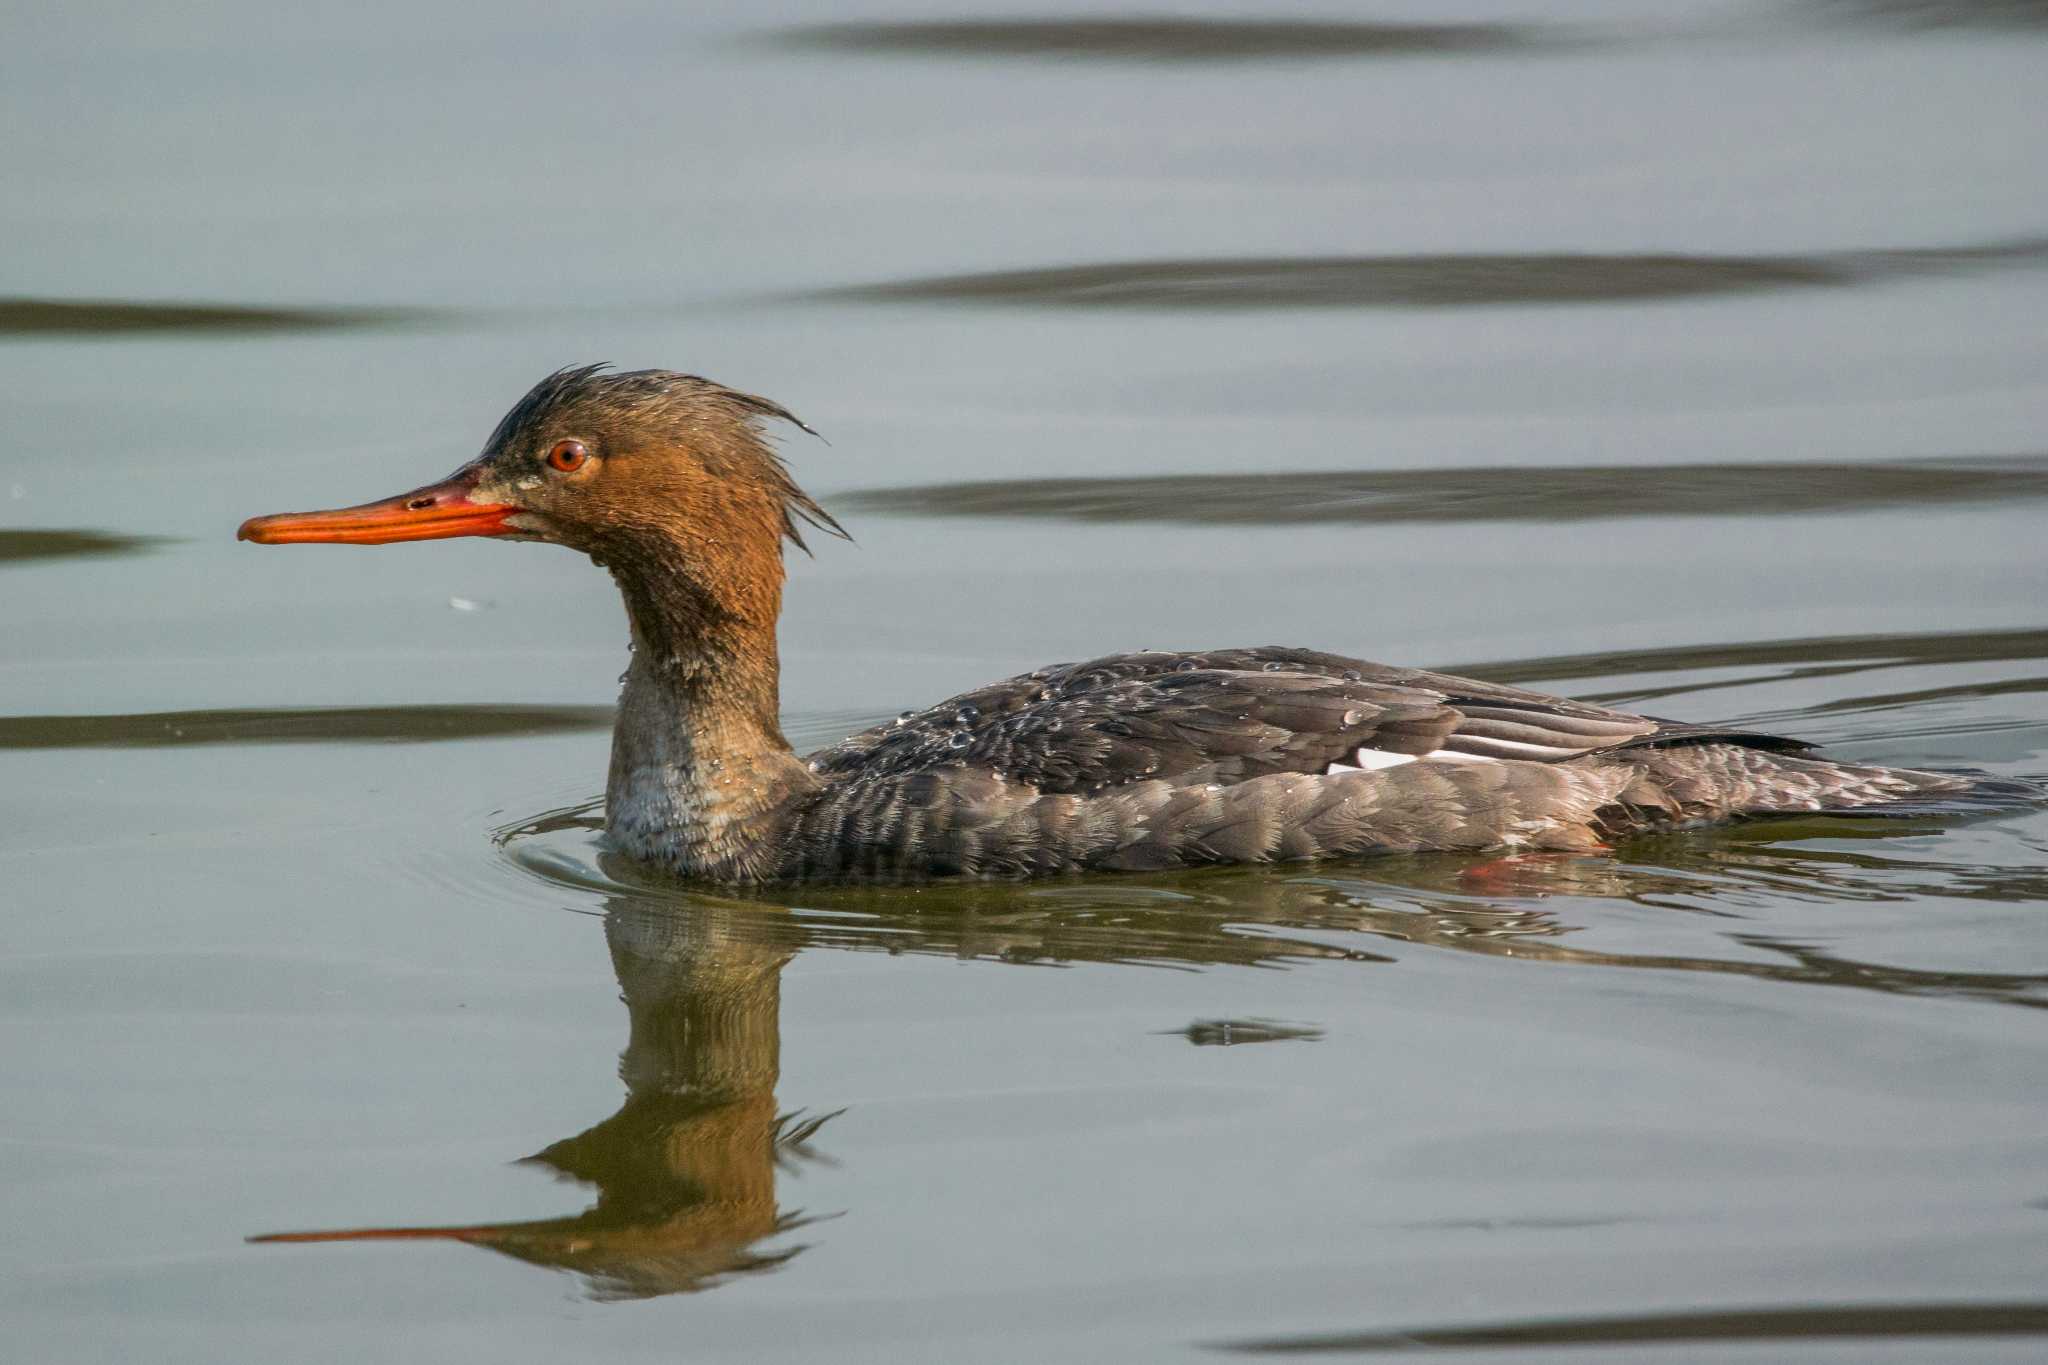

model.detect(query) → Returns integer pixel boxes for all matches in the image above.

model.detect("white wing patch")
[1328,748,1416,774]
[1327,746,1501,775]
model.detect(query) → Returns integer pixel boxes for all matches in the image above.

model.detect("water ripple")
[1802,0,2048,30]
[764,17,1572,64]
[1212,1301,2048,1353]
[0,297,426,336]
[0,704,613,749]
[0,529,168,564]
[840,455,2048,527]
[814,239,2048,310]
[1455,625,2048,687]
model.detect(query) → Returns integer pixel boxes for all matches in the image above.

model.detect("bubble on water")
[1263,661,1285,672]
[949,731,972,749]
[1343,709,1366,726]
[895,711,915,725]
[1342,669,1362,682]
[955,704,979,723]
[1175,659,1199,671]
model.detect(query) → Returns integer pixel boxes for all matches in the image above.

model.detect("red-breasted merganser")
[239,366,2001,884]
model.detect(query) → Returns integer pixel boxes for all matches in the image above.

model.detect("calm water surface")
[5,2,2048,1360]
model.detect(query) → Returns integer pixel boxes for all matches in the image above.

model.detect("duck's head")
[238,365,842,582]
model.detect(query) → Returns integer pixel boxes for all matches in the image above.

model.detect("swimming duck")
[239,365,1993,884]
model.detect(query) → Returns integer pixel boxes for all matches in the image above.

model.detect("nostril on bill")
[406,496,435,510]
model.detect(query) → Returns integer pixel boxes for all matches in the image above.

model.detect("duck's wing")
[805,646,1808,798]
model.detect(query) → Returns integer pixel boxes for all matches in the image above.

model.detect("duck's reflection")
[251,803,2047,1298]
[252,902,832,1301]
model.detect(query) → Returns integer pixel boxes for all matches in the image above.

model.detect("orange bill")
[237,476,517,545]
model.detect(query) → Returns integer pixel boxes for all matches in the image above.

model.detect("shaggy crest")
[485,363,847,552]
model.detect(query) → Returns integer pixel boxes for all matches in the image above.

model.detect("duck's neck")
[604,562,815,881]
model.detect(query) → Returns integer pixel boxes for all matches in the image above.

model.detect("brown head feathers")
[484,364,847,553]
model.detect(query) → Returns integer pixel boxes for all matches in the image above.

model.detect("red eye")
[547,440,588,473]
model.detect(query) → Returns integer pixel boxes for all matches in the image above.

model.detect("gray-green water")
[4,2,2047,1360]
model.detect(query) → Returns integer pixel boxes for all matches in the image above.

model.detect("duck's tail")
[1608,745,2043,830]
